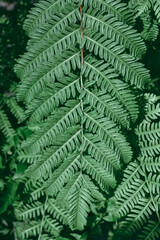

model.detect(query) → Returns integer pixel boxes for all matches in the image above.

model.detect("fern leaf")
[47,198,68,225]
[83,111,132,162]
[24,4,81,44]
[44,215,62,237]
[145,102,160,122]
[110,99,160,239]
[0,109,16,139]
[84,30,150,87]
[22,102,81,153]
[152,0,160,24]
[82,174,105,202]
[83,56,139,122]
[16,25,81,82]
[26,75,81,122]
[29,183,45,201]
[140,156,160,173]
[23,1,79,35]
[45,152,81,196]
[17,48,81,102]
[15,201,44,220]
[83,7,146,58]
[18,221,41,239]
[129,0,160,41]
[7,96,26,122]
[83,87,129,127]
[81,155,116,191]
[81,0,135,24]
[117,198,154,237]
[83,133,121,170]
[136,122,160,142]
[140,12,159,42]
[18,153,42,164]
[55,172,83,207]
[25,127,81,179]
[68,185,92,230]
[137,221,160,240]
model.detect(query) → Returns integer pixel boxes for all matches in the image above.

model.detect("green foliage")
[128,0,160,41]
[0,1,36,239]
[13,0,152,238]
[109,95,160,240]
[1,0,160,240]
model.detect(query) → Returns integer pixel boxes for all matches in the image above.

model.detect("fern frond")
[140,156,160,173]
[82,174,105,202]
[15,201,44,220]
[136,122,160,142]
[0,109,16,139]
[110,99,160,239]
[17,221,41,239]
[145,102,160,122]
[16,197,67,239]
[140,12,159,41]
[152,0,160,24]
[7,96,26,122]
[111,162,147,217]
[129,0,151,17]
[44,215,62,237]
[28,182,45,201]
[56,173,105,208]
[26,75,81,121]
[137,221,160,240]
[129,0,160,42]
[147,173,160,195]
[38,234,55,240]
[139,136,160,157]
[68,185,92,230]
[18,153,42,164]
[117,198,154,237]
[55,172,83,207]
[15,0,150,235]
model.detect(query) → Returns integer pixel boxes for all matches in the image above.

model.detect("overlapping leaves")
[109,95,160,240]
[14,0,150,238]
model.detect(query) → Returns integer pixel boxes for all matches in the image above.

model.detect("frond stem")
[80,5,84,167]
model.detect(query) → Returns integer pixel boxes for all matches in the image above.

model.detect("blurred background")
[0,1,36,239]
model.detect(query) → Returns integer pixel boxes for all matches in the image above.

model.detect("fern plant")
[109,94,160,240]
[0,93,28,239]
[128,0,160,41]
[14,0,151,239]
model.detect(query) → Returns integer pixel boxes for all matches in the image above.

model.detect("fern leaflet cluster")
[109,95,160,240]
[128,0,160,41]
